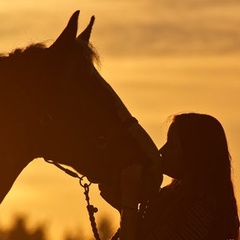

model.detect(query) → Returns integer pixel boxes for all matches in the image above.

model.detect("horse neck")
[0,154,32,204]
[0,108,36,204]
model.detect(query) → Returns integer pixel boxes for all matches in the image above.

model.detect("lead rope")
[44,159,120,240]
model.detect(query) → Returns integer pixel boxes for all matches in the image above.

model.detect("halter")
[41,42,139,239]
[94,117,138,150]
[44,116,139,239]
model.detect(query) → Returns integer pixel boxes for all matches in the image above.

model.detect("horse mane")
[9,43,46,57]
[0,40,100,66]
[0,43,46,59]
[80,41,100,66]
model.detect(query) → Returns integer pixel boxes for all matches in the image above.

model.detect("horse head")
[0,11,162,203]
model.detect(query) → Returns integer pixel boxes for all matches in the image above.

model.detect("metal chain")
[79,178,101,240]
[44,159,120,240]
[80,178,120,240]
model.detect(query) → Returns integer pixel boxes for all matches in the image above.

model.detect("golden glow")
[0,1,240,239]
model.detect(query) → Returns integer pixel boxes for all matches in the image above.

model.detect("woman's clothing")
[137,182,215,240]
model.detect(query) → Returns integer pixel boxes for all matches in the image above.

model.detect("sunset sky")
[0,0,240,239]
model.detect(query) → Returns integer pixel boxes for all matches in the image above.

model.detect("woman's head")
[160,113,230,184]
[173,113,230,184]
[160,113,239,238]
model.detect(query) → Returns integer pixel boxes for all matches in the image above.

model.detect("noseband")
[94,117,138,149]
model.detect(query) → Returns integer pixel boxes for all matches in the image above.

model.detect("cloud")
[161,0,240,8]
[91,0,240,57]
[96,22,240,57]
[1,1,240,56]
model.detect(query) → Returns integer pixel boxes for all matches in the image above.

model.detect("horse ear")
[50,10,80,50]
[77,16,95,43]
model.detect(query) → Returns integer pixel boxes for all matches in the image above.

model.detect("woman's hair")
[172,113,239,239]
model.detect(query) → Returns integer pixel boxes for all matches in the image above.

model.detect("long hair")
[172,113,239,239]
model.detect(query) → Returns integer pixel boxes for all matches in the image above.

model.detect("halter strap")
[95,116,138,150]
[44,159,120,240]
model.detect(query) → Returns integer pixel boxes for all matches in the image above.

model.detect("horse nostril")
[41,113,53,127]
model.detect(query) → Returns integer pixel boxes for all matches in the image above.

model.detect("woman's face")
[159,123,184,178]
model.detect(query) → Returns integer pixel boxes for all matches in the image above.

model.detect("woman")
[100,113,239,239]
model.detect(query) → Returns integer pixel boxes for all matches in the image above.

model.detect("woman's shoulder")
[160,182,214,225]
[139,182,215,240]
[145,196,214,240]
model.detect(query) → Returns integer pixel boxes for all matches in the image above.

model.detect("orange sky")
[0,1,240,239]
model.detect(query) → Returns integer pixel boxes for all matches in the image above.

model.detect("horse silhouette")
[0,11,162,205]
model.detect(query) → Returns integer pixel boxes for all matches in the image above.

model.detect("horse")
[0,10,162,206]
